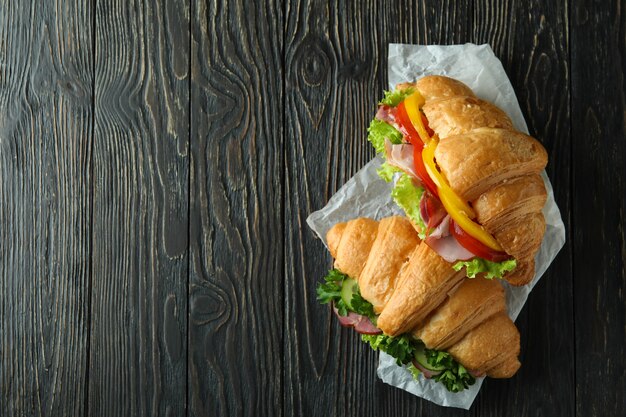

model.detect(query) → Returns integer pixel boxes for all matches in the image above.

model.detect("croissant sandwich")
[317,216,520,392]
[369,75,548,285]
[315,76,549,392]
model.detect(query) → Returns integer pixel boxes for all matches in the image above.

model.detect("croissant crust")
[359,216,420,313]
[447,313,520,378]
[414,278,506,350]
[396,75,476,102]
[423,96,514,139]
[435,127,548,202]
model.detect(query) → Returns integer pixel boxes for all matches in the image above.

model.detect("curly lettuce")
[453,258,517,279]
[362,334,476,392]
[391,174,427,239]
[407,363,422,379]
[316,269,350,315]
[424,348,476,393]
[316,269,377,320]
[367,119,403,154]
[361,334,416,365]
[377,161,402,182]
[379,88,414,107]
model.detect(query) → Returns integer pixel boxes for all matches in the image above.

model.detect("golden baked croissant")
[372,75,548,286]
[326,216,521,380]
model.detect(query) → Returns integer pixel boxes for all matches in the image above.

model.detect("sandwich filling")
[368,88,517,279]
[317,268,478,392]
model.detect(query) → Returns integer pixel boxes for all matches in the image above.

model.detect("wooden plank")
[570,1,626,416]
[88,0,189,415]
[0,0,93,415]
[187,0,284,416]
[470,0,575,415]
[284,1,479,416]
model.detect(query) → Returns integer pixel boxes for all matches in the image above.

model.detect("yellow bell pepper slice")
[404,91,430,143]
[422,140,476,218]
[439,192,504,251]
[422,140,504,252]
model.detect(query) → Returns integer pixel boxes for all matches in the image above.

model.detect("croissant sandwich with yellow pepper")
[315,76,548,392]
[369,75,547,285]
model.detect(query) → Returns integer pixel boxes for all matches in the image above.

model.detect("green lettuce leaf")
[316,269,377,320]
[367,119,403,154]
[377,161,402,182]
[379,88,414,107]
[316,269,349,315]
[350,292,376,321]
[361,334,416,365]
[407,363,422,380]
[425,349,476,393]
[361,334,476,392]
[453,258,517,279]
[391,174,427,239]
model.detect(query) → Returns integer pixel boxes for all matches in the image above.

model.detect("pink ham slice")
[425,232,475,263]
[333,306,363,327]
[469,370,485,378]
[375,105,402,132]
[427,215,450,240]
[332,305,382,334]
[354,317,382,335]
[384,139,418,179]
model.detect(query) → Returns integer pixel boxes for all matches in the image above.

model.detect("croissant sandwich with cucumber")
[316,76,548,392]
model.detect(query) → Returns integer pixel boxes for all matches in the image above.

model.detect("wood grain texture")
[571,1,626,416]
[0,0,93,415]
[3,0,625,415]
[188,0,284,416]
[88,0,189,415]
[470,1,575,415]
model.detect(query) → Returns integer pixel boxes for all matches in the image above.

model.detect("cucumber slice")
[340,278,358,310]
[414,344,446,372]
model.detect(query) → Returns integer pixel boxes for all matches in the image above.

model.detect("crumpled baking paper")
[306,43,566,409]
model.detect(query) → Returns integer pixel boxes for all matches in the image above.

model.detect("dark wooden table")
[1,0,624,416]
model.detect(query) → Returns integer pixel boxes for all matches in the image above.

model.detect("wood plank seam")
[567,2,577,416]
[187,0,192,416]
[84,0,97,415]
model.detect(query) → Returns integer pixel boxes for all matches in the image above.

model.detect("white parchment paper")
[306,44,566,409]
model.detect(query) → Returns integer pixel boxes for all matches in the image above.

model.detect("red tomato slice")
[413,146,438,196]
[396,102,423,146]
[449,219,511,262]
[421,113,434,137]
[396,102,438,194]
